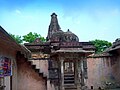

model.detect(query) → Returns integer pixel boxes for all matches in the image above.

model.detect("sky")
[0,0,120,43]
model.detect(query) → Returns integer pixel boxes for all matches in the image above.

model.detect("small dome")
[50,29,79,42]
[64,29,79,42]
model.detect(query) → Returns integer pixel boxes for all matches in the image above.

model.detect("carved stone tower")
[46,13,61,41]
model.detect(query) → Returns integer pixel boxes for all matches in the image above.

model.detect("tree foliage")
[9,32,46,44]
[90,39,112,53]
[23,32,46,43]
[9,33,23,44]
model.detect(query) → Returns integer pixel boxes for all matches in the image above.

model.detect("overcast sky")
[0,0,120,42]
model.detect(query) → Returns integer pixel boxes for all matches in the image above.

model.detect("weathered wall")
[47,80,56,90]
[87,56,120,89]
[0,42,18,90]
[32,60,48,77]
[17,56,46,90]
[30,52,56,90]
[111,55,120,84]
[4,77,10,90]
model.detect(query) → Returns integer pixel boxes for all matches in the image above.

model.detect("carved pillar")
[76,59,80,90]
[60,57,64,90]
[69,62,72,72]
[80,56,88,90]
[76,58,82,90]
[74,61,77,85]
[83,57,88,79]
[81,58,85,87]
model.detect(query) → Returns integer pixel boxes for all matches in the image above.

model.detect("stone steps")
[28,60,47,78]
[64,74,77,90]
[64,74,75,84]
[64,84,77,90]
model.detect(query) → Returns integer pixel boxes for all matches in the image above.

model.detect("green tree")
[23,32,46,43]
[9,33,23,44]
[90,39,112,53]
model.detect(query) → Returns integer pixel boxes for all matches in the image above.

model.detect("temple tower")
[47,13,95,90]
[46,13,61,41]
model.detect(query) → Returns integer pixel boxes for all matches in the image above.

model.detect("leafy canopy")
[90,39,112,53]
[23,32,46,43]
[9,32,46,44]
[9,33,23,44]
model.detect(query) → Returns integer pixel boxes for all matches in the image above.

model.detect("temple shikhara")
[0,13,120,90]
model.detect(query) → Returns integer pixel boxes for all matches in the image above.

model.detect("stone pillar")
[69,62,72,72]
[76,59,81,90]
[76,59,80,90]
[81,59,85,87]
[74,61,77,85]
[83,57,88,79]
[60,57,64,90]
[83,57,88,90]
[80,56,88,90]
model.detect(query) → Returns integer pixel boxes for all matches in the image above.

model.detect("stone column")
[69,62,72,72]
[75,58,82,90]
[74,61,77,85]
[81,59,85,87]
[60,57,64,90]
[83,57,88,90]
[83,57,88,79]
[75,59,80,90]
[81,56,88,90]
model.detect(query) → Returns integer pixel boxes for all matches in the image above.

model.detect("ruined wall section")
[30,52,57,90]
[0,41,18,90]
[17,54,46,90]
[87,56,120,89]
[31,52,49,77]
[111,55,120,84]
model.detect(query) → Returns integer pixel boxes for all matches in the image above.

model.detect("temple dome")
[50,29,79,42]
[64,29,79,42]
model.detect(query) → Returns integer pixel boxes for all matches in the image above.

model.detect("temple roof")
[47,13,61,41]
[50,29,79,42]
[0,26,31,58]
[105,38,120,53]
[64,29,79,42]
[47,13,79,42]
[52,49,94,53]
[24,13,95,55]
[51,48,95,56]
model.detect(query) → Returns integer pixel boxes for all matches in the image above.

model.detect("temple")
[25,13,95,90]
[1,13,120,90]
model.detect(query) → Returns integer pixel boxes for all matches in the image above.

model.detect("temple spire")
[47,13,61,41]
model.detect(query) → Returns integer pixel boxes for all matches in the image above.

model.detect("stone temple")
[0,13,120,90]
[25,13,95,90]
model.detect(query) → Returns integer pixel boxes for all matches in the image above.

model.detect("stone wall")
[87,56,120,89]
[111,55,120,84]
[0,42,17,90]
[47,80,56,90]
[17,55,46,90]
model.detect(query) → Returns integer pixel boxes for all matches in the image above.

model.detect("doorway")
[64,62,74,74]
[64,62,75,84]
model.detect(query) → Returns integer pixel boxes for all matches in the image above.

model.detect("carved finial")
[47,13,61,41]
[51,13,57,17]
[67,29,70,32]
